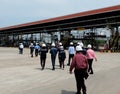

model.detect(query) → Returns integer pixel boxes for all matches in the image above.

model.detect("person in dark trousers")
[59,46,66,70]
[67,42,75,66]
[19,43,24,54]
[69,46,88,94]
[39,43,48,70]
[34,43,40,57]
[50,43,58,70]
[29,43,34,57]
[86,44,97,74]
[57,42,63,68]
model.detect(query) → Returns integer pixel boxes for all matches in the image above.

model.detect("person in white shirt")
[67,42,75,66]
[19,43,24,54]
[29,43,34,57]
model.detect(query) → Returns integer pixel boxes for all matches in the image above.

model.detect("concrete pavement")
[0,47,120,94]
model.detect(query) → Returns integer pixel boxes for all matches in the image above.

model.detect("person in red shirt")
[69,46,88,94]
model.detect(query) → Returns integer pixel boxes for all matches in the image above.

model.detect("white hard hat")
[77,42,80,45]
[31,43,33,45]
[59,42,62,46]
[87,44,92,48]
[76,46,83,51]
[60,46,64,50]
[51,43,55,46]
[42,44,46,47]
[70,42,73,45]
[79,42,84,47]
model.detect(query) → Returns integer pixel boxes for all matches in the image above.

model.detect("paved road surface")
[0,47,120,94]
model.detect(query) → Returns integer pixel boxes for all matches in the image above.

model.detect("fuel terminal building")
[0,5,120,51]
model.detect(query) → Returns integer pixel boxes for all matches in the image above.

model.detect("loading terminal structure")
[0,5,120,51]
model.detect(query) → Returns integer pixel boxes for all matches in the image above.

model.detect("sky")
[0,0,120,28]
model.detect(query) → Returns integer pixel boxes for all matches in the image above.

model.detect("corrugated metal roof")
[0,5,120,31]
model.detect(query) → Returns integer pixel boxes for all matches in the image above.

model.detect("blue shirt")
[50,47,57,57]
[68,46,75,54]
[35,45,40,50]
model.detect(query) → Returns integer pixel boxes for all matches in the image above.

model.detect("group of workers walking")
[29,42,66,70]
[29,43,40,57]
[19,41,97,94]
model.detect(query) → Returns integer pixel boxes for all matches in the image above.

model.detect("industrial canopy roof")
[0,5,120,34]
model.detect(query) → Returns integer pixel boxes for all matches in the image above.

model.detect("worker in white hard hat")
[59,42,62,46]
[29,43,34,57]
[34,43,40,57]
[69,45,88,94]
[50,43,58,70]
[77,42,87,55]
[67,42,75,66]
[80,42,83,47]
[58,46,66,69]
[77,42,80,46]
[39,43,48,70]
[57,42,63,68]
[19,43,24,54]
[86,44,97,74]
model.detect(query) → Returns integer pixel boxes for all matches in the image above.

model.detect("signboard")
[77,27,85,31]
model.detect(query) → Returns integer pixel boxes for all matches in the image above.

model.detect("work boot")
[82,90,87,94]
[67,63,70,66]
[75,92,81,94]
[89,72,94,74]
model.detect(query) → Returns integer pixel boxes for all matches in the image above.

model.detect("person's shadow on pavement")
[61,90,75,94]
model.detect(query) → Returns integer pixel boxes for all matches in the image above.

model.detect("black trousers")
[68,54,74,65]
[58,55,61,67]
[87,59,93,74]
[30,49,34,57]
[40,57,46,69]
[59,59,65,69]
[51,55,56,70]
[19,48,23,54]
[35,49,39,57]
[74,69,87,94]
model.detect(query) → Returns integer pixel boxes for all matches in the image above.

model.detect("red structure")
[0,5,120,34]
[0,5,120,49]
